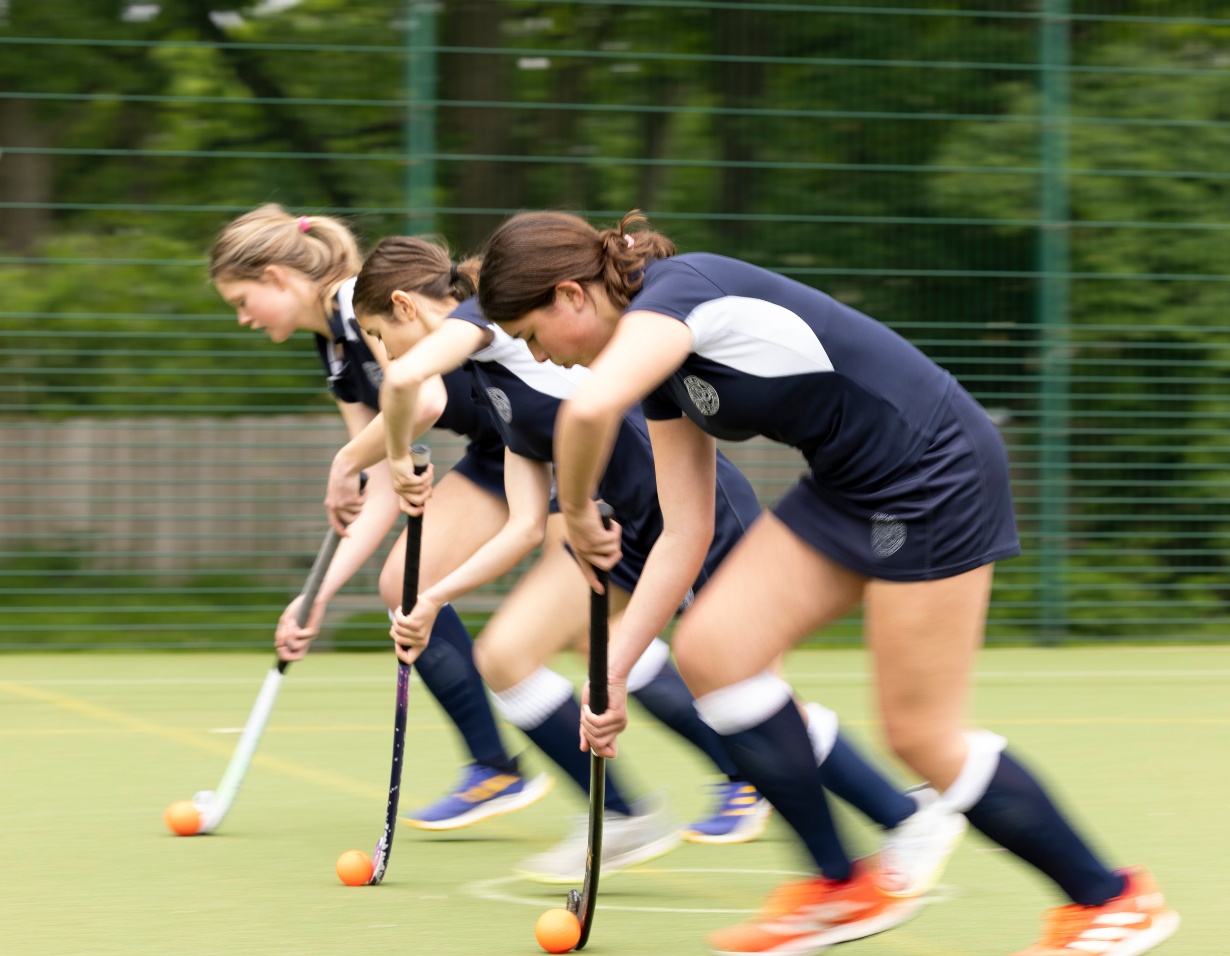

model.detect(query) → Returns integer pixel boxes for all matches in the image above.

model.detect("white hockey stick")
[194,523,343,833]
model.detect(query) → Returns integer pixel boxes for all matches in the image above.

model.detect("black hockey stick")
[566,501,615,948]
[368,445,431,885]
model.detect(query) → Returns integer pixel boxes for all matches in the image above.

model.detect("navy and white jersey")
[435,366,508,472]
[314,278,384,410]
[631,254,1019,581]
[313,278,506,492]
[634,254,956,494]
[448,297,762,596]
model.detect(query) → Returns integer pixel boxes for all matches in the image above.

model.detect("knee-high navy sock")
[715,701,850,879]
[964,750,1125,906]
[630,660,741,778]
[520,697,634,816]
[413,604,516,774]
[820,734,916,830]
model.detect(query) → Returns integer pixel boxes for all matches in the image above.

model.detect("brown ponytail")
[478,209,675,327]
[353,236,478,317]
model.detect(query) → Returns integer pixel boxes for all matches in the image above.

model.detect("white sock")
[694,672,794,736]
[625,638,671,693]
[936,729,1007,813]
[491,667,575,731]
[803,701,839,764]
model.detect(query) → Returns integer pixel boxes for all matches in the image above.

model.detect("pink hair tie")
[624,234,635,248]
[297,216,311,234]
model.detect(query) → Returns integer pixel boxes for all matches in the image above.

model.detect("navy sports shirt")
[633,254,956,493]
[313,278,504,461]
[448,298,666,565]
[447,297,762,594]
[314,278,384,410]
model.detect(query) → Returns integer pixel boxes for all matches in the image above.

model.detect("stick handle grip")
[401,446,431,614]
[588,503,614,715]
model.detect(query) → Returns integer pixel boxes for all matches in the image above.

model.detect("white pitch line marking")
[13,668,1230,687]
[463,869,959,915]
[8,675,415,687]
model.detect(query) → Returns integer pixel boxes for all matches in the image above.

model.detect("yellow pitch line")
[0,681,386,800]
[811,717,1228,727]
[970,716,1229,725]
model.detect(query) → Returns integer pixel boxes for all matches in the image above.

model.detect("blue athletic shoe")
[403,764,554,831]
[683,781,772,844]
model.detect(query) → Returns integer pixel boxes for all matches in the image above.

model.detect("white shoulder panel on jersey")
[336,277,360,336]
[470,325,591,399]
[685,295,834,378]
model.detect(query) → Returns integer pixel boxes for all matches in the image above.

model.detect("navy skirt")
[773,386,1020,581]
[449,447,507,500]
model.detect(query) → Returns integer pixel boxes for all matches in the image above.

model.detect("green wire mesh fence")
[2,1,1228,648]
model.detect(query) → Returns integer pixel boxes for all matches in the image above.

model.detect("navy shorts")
[449,449,506,500]
[773,386,1020,581]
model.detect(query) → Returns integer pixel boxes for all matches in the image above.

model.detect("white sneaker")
[515,793,683,884]
[876,786,967,897]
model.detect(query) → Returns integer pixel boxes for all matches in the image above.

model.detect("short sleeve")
[626,258,725,323]
[446,297,492,330]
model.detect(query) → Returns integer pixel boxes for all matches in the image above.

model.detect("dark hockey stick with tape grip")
[367,443,431,884]
[565,501,615,947]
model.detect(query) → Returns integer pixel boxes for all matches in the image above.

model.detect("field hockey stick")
[195,474,367,834]
[566,501,615,948]
[367,443,431,885]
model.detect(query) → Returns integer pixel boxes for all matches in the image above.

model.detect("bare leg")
[475,537,627,691]
[674,512,864,694]
[379,468,509,606]
[863,564,992,789]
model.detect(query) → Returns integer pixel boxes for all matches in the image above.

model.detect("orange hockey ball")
[164,800,201,836]
[336,849,373,886]
[535,908,581,954]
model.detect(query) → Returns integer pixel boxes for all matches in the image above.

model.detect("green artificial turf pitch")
[1,646,1224,956]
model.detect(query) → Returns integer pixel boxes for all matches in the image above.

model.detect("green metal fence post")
[1037,0,1071,645]
[405,1,437,235]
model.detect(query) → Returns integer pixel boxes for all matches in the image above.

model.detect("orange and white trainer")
[708,861,925,955]
[1012,867,1179,956]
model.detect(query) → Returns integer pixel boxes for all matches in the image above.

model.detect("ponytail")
[478,209,675,327]
[208,204,361,299]
[353,236,478,317]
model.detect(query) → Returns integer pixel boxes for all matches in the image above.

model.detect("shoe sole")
[708,894,927,956]
[683,805,773,845]
[402,774,554,831]
[1103,909,1180,956]
[516,829,684,885]
[879,812,968,898]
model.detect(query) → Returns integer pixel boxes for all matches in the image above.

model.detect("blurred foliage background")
[2,1,1228,646]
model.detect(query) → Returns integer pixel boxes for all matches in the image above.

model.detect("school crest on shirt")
[870,513,907,557]
[683,375,720,416]
[486,387,513,423]
[362,361,383,388]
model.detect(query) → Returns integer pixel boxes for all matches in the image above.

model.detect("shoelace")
[720,784,757,812]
